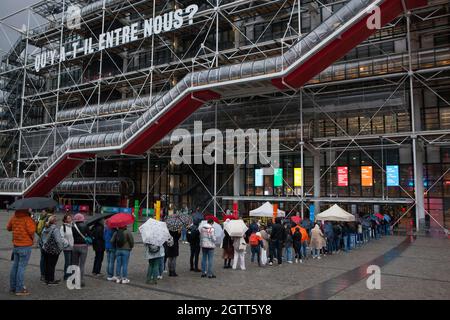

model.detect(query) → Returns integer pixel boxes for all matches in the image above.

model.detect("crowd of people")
[6,207,392,296]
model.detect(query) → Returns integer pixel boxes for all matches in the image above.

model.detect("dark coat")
[72,222,91,245]
[92,222,105,252]
[166,230,181,258]
[222,230,233,249]
[271,223,285,241]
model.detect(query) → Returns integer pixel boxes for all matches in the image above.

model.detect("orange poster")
[361,166,373,187]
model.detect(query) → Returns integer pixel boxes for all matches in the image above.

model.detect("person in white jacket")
[60,214,74,280]
[200,219,216,278]
[232,236,247,270]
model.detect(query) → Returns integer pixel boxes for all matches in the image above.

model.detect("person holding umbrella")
[200,219,217,278]
[91,220,105,276]
[71,213,92,288]
[221,220,234,269]
[166,228,181,277]
[111,225,134,284]
[104,224,117,281]
[7,209,36,296]
[60,213,74,280]
[186,222,201,272]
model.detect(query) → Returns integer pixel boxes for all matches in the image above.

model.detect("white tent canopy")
[249,201,285,217]
[315,204,355,222]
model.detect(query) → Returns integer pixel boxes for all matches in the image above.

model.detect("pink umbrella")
[106,213,135,229]
[291,216,301,224]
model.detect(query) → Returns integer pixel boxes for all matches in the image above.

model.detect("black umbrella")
[8,197,57,210]
[85,212,116,227]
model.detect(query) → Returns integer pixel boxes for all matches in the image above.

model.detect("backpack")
[114,229,126,248]
[36,216,48,237]
[186,225,199,244]
[42,229,63,255]
[147,244,160,254]
[249,233,260,247]
[292,228,302,242]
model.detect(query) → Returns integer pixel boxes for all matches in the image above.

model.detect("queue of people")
[6,208,391,296]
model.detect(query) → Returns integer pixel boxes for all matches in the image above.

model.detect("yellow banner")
[294,168,302,187]
[155,200,161,221]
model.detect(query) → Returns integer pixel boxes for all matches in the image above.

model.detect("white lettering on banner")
[32,5,199,72]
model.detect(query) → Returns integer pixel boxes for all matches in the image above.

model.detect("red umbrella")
[222,214,238,221]
[106,213,135,229]
[375,213,384,220]
[204,215,220,224]
[291,216,301,224]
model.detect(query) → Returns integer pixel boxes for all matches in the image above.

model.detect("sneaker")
[295,258,298,263]
[46,280,60,286]
[121,279,130,284]
[317,256,321,260]
[299,259,303,263]
[201,274,207,278]
[288,261,293,264]
[107,276,118,281]
[269,262,273,266]
[157,276,163,280]
[15,289,30,296]
[116,278,122,284]
[208,275,216,279]
[241,268,246,271]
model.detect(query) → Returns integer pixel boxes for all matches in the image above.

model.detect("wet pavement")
[0,212,449,300]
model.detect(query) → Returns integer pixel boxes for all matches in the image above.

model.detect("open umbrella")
[85,212,116,226]
[139,218,171,246]
[224,219,248,237]
[222,214,238,221]
[8,197,57,210]
[106,213,135,229]
[192,212,204,225]
[375,213,384,220]
[165,213,192,231]
[177,213,193,227]
[199,220,224,246]
[204,215,220,224]
[291,216,301,224]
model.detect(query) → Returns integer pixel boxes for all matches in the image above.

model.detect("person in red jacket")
[7,210,36,296]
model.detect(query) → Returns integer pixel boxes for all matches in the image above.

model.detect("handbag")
[73,223,93,245]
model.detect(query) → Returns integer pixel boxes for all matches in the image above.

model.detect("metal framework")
[0,0,449,233]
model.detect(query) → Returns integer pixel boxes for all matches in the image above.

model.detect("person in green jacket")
[111,226,134,284]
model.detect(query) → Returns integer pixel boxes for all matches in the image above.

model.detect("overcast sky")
[0,0,41,55]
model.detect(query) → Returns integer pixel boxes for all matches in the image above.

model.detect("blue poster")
[386,165,399,186]
[255,169,263,187]
[309,204,315,222]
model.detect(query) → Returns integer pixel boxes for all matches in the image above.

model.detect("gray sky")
[0,0,42,56]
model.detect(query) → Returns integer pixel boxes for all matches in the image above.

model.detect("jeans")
[350,233,356,249]
[147,257,162,281]
[190,245,200,270]
[363,228,370,242]
[181,227,187,242]
[167,257,177,273]
[334,236,341,251]
[285,247,293,262]
[343,234,350,252]
[106,249,116,278]
[326,237,335,253]
[40,248,45,277]
[159,256,165,275]
[43,251,59,282]
[301,241,308,259]
[312,248,320,258]
[233,249,246,270]
[250,246,261,265]
[384,224,390,235]
[269,240,282,264]
[115,249,131,279]
[72,245,88,285]
[63,250,72,280]
[92,250,104,274]
[201,248,214,276]
[10,246,32,292]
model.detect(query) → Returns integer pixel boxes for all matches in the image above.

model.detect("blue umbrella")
[384,214,391,222]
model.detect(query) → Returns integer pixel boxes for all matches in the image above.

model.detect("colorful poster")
[337,166,348,187]
[274,168,283,187]
[294,168,302,187]
[361,166,373,187]
[386,165,399,186]
[309,204,315,222]
[255,169,263,187]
